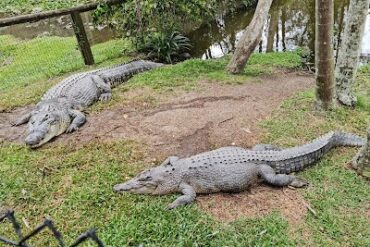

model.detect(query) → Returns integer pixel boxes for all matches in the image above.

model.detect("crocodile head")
[114,166,177,195]
[25,111,69,148]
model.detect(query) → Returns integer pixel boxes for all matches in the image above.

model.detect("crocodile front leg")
[66,109,86,133]
[12,112,31,126]
[167,183,196,209]
[259,164,308,188]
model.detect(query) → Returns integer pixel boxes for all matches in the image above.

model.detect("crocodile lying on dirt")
[114,131,364,209]
[12,60,163,148]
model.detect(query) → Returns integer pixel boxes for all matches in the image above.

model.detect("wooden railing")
[0,0,125,65]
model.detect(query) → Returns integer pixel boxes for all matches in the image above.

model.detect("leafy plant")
[92,0,256,51]
[141,31,192,64]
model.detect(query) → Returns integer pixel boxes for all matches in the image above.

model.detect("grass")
[1,37,369,245]
[260,86,369,246]
[0,35,134,111]
[1,60,369,246]
[128,51,301,89]
[0,36,301,111]
[0,0,94,14]
[356,64,370,112]
[0,142,295,246]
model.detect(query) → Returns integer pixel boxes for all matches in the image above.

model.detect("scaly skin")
[12,60,163,148]
[114,131,365,209]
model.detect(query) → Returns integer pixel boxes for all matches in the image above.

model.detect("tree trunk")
[226,0,273,74]
[281,8,286,51]
[352,127,370,178]
[315,0,335,110]
[335,0,369,107]
[266,4,279,52]
[334,0,346,64]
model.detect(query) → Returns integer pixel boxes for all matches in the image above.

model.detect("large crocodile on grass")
[114,131,365,209]
[12,60,163,148]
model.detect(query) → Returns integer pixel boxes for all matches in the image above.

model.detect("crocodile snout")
[25,132,44,147]
[113,183,130,192]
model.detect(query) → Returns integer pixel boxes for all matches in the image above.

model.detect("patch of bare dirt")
[68,72,312,156]
[197,185,309,225]
[1,71,315,223]
[71,71,313,156]
[0,105,33,144]
[1,71,314,157]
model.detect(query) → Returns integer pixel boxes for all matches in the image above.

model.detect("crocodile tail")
[332,132,365,147]
[96,60,164,87]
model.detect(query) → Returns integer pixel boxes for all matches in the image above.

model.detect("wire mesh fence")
[0,6,126,111]
[0,10,119,82]
[0,209,105,247]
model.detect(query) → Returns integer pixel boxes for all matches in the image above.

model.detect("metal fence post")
[70,11,95,65]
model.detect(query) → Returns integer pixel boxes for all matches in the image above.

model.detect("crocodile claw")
[99,93,112,101]
[11,120,20,127]
[66,124,79,133]
[289,177,309,188]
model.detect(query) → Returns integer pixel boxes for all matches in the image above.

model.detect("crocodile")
[113,131,365,209]
[12,60,163,148]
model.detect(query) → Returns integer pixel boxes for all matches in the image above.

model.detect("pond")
[188,0,370,60]
[0,0,369,60]
[0,11,117,46]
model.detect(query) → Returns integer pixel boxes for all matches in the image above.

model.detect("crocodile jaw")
[113,180,158,194]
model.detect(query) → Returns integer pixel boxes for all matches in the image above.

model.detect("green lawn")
[0,52,369,246]
[0,35,133,111]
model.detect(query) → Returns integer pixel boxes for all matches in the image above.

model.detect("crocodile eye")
[139,176,152,181]
[42,114,50,122]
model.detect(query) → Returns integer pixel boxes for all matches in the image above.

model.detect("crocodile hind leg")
[167,183,196,209]
[259,164,308,188]
[93,75,112,101]
[66,109,86,133]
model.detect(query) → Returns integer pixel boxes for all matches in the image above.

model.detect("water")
[0,11,118,45]
[188,0,370,60]
[0,1,369,59]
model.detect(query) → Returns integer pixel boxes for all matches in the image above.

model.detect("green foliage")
[93,0,255,51]
[295,46,314,66]
[94,0,208,40]
[0,0,93,14]
[356,64,370,112]
[141,31,191,63]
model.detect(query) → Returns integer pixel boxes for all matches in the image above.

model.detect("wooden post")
[70,11,95,65]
